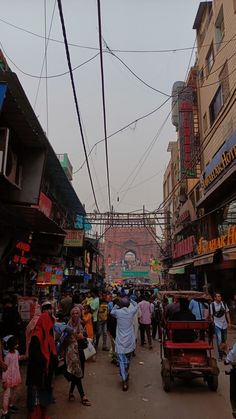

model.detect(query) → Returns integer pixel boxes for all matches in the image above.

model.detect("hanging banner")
[37,263,63,285]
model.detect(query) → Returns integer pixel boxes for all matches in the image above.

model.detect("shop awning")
[222,247,236,261]
[193,253,214,267]
[168,260,193,275]
[4,204,66,235]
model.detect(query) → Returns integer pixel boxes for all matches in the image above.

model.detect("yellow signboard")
[198,225,236,254]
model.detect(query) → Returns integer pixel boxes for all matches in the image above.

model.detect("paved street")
[12,332,236,419]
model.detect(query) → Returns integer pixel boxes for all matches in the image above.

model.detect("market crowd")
[0,286,235,418]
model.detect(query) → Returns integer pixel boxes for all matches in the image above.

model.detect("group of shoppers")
[0,286,235,417]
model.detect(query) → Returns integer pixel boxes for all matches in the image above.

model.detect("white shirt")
[111,301,138,354]
[210,301,229,329]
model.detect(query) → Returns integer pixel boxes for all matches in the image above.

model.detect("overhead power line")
[0,41,100,79]
[1,16,236,54]
[97,0,112,212]
[56,0,100,212]
[73,96,171,174]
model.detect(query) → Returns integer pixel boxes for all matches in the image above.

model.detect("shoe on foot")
[122,381,128,391]
[10,404,19,413]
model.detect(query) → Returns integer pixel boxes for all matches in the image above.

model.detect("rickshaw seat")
[166,321,210,330]
[164,340,213,350]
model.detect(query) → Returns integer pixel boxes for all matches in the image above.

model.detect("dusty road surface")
[13,334,235,419]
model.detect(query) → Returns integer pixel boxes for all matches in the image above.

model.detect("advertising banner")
[37,263,63,285]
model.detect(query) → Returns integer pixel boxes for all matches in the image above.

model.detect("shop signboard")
[64,230,84,247]
[202,129,236,192]
[13,240,31,265]
[198,225,236,254]
[122,271,149,278]
[37,263,63,285]
[178,87,196,177]
[172,235,195,259]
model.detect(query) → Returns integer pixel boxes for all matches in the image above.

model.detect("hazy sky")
[0,0,201,213]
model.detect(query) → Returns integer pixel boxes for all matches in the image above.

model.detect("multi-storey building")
[193,0,236,296]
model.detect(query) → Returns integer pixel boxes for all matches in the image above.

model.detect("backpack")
[98,303,108,321]
[211,301,226,318]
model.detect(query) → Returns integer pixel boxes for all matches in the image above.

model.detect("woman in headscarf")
[65,307,91,406]
[26,309,58,419]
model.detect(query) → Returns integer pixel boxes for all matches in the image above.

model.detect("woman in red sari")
[26,307,57,419]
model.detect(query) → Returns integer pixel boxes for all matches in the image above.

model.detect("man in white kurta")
[111,297,138,390]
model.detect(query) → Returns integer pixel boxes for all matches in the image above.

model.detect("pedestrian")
[165,296,180,320]
[65,307,91,406]
[59,292,72,321]
[138,293,153,349]
[210,291,231,361]
[111,296,138,391]
[1,336,27,419]
[224,342,236,418]
[26,310,58,419]
[89,289,100,341]
[151,296,162,341]
[107,296,118,365]
[83,305,94,340]
[96,294,109,350]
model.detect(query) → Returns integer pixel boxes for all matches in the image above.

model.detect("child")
[1,336,26,419]
[83,305,94,340]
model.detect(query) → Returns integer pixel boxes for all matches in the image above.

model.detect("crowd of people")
[0,286,235,418]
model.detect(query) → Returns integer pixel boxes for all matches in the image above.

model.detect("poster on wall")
[37,263,63,285]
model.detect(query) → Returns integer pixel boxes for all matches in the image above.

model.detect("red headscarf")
[32,312,57,371]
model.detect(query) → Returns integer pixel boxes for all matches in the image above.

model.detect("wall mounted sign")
[64,230,84,247]
[198,225,236,254]
[202,129,236,192]
[178,87,196,177]
[172,235,195,259]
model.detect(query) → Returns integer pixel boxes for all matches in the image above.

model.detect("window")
[206,43,214,75]
[203,113,208,132]
[219,61,230,103]
[215,5,225,48]
[209,85,223,125]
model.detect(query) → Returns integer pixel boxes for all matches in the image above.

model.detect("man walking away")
[210,292,231,361]
[111,297,138,391]
[138,293,153,349]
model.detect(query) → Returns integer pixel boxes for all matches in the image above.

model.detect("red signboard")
[178,86,196,178]
[38,192,52,217]
[172,235,195,259]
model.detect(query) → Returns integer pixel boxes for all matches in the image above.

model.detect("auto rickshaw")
[159,291,219,392]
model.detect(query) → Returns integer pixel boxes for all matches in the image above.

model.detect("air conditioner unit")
[0,127,22,188]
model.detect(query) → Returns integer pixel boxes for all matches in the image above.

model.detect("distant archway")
[124,250,136,263]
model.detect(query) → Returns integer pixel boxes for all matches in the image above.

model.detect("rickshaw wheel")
[161,360,171,392]
[162,373,171,392]
[207,374,218,391]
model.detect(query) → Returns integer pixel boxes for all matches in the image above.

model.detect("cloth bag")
[83,339,96,360]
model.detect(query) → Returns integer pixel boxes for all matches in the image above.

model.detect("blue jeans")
[214,325,227,359]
